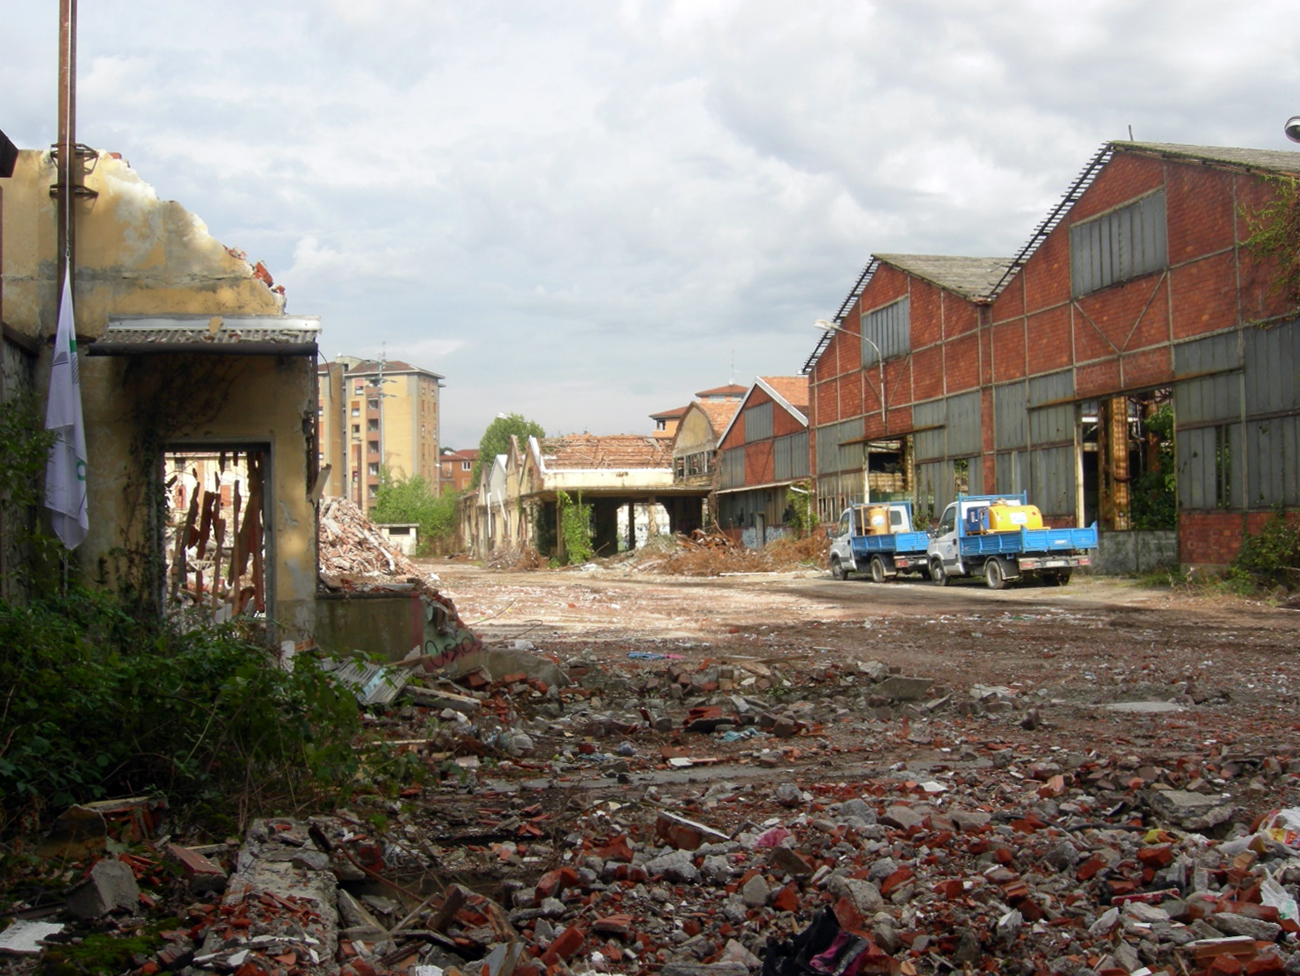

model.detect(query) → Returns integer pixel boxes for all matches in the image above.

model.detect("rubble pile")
[319,497,424,583]
[12,642,1300,976]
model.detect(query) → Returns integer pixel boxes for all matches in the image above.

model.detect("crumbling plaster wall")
[0,149,316,637]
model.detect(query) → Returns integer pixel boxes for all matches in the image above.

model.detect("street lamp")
[814,319,886,506]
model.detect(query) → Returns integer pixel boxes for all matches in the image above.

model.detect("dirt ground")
[424,559,1300,760]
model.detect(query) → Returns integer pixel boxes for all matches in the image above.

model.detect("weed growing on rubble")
[0,588,363,839]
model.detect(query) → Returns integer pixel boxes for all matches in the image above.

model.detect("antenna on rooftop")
[729,348,735,385]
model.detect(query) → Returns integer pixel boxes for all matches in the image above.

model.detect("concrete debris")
[66,857,140,918]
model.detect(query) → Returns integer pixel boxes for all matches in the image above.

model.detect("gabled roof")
[1118,141,1300,175]
[533,433,671,471]
[693,398,742,436]
[717,377,810,446]
[345,359,444,381]
[650,404,689,422]
[696,383,747,399]
[758,375,810,413]
[874,255,1013,300]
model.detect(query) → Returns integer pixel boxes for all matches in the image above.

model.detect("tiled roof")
[650,404,689,421]
[759,376,810,412]
[695,383,747,399]
[695,398,742,435]
[346,359,444,379]
[874,255,1014,299]
[537,434,671,470]
[1117,141,1300,175]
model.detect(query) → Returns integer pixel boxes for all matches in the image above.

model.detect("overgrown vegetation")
[371,470,461,555]
[1130,402,1177,530]
[556,490,595,564]
[1244,174,1300,307]
[0,586,363,839]
[1228,510,1300,592]
[472,413,545,488]
[0,393,61,596]
[784,481,817,535]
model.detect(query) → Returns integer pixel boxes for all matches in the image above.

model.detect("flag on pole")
[45,267,89,549]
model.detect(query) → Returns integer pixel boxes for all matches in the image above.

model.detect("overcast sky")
[6,1,1300,448]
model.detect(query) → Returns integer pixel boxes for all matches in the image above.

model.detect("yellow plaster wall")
[1,149,317,639]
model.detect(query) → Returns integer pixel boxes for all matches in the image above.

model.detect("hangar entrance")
[162,447,270,621]
[1080,389,1175,531]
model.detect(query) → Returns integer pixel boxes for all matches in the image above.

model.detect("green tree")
[473,413,545,487]
[371,472,461,555]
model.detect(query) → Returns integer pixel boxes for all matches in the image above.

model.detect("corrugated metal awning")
[86,315,320,357]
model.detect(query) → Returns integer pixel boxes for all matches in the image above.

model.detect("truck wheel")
[985,557,1008,590]
[929,558,949,586]
[870,556,888,584]
[830,556,848,581]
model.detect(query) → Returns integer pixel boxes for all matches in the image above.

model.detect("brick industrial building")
[807,141,1300,569]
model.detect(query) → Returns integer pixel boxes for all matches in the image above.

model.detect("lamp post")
[814,319,886,506]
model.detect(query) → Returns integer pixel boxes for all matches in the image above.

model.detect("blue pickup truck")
[926,492,1098,589]
[828,501,932,583]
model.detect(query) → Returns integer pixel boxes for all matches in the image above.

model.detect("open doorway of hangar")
[1080,389,1175,531]
[162,446,270,622]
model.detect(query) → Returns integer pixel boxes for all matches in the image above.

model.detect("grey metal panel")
[996,451,1027,494]
[720,447,745,489]
[1028,446,1075,519]
[1249,415,1300,506]
[946,391,982,457]
[775,431,809,481]
[814,420,862,474]
[916,461,955,519]
[745,402,774,443]
[966,459,984,495]
[1244,319,1300,415]
[861,297,910,366]
[1177,424,1242,509]
[1026,371,1075,446]
[1071,191,1167,297]
[913,401,946,461]
[1174,333,1241,425]
[994,382,1027,451]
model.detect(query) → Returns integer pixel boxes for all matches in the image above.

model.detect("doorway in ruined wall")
[1080,390,1175,531]
[162,446,270,622]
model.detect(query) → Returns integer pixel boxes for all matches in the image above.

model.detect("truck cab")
[828,502,926,582]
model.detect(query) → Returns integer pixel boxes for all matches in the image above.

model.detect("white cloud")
[7,0,1300,448]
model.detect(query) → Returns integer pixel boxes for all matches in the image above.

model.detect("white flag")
[44,268,88,549]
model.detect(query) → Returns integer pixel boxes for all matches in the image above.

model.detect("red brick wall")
[992,319,1026,382]
[1180,512,1245,567]
[1026,307,1071,374]
[1069,153,1164,223]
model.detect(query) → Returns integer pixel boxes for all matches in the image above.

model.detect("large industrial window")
[1071,190,1167,297]
[860,297,910,366]
[745,402,774,442]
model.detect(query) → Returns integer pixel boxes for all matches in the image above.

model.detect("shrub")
[1229,511,1300,592]
[0,588,362,837]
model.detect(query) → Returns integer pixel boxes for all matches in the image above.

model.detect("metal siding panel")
[947,391,982,457]
[994,382,1027,451]
[913,401,946,461]
[791,430,809,478]
[1229,423,1244,509]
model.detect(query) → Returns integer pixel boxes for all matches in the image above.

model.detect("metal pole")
[57,0,77,286]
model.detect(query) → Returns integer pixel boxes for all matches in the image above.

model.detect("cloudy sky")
[6,1,1300,448]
